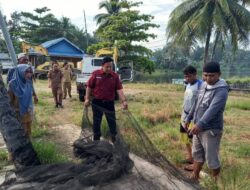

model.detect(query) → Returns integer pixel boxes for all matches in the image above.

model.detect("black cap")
[203,61,221,73]
[102,56,113,65]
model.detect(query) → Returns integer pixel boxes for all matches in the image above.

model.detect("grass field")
[0,78,249,189]
[122,83,250,190]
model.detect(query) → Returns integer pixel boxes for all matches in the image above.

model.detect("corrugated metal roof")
[41,37,84,54]
[0,53,10,59]
[48,52,84,58]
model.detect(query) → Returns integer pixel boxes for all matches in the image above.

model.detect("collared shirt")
[87,69,122,101]
[48,69,63,88]
[62,68,72,83]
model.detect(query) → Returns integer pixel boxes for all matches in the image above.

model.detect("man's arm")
[117,89,128,110]
[84,87,92,107]
[48,78,51,88]
[48,71,52,88]
[32,83,38,104]
[84,72,96,107]
[184,98,198,128]
[60,71,64,86]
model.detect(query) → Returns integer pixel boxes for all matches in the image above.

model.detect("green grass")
[32,140,69,164]
[0,149,8,169]
[226,100,250,110]
[31,117,48,138]
[217,164,250,190]
[120,83,250,190]
[35,92,56,127]
[228,144,250,158]
[226,77,250,84]
[68,97,85,126]
[32,125,48,138]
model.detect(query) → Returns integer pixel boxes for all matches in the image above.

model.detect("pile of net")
[1,136,133,190]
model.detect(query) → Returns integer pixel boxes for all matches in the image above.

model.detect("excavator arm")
[21,41,48,55]
[95,47,118,64]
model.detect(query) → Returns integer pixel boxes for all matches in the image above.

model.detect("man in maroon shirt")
[84,56,128,142]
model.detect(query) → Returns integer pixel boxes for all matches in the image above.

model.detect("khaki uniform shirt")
[48,69,63,88]
[62,68,72,83]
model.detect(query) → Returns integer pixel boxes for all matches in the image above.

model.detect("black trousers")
[92,99,117,140]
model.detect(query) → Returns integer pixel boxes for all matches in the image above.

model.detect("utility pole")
[83,10,89,48]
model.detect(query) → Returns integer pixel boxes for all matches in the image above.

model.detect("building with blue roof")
[41,37,84,66]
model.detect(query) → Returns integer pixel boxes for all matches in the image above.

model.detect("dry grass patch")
[143,105,180,125]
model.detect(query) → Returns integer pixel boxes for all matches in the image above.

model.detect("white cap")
[17,53,27,59]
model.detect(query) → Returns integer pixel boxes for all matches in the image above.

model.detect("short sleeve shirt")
[48,69,63,88]
[87,69,122,101]
[62,68,72,83]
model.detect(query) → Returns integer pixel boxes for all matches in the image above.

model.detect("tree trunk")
[204,28,212,65]
[0,77,40,168]
[211,31,220,61]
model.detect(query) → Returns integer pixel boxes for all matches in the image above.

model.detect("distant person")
[62,61,72,99]
[8,64,35,138]
[7,53,38,104]
[48,61,63,108]
[84,56,128,143]
[185,61,229,181]
[180,65,202,170]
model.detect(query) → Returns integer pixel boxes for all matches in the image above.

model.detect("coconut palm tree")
[166,0,250,64]
[94,0,122,27]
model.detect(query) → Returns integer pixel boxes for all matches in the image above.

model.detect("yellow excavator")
[21,42,75,79]
[22,41,48,56]
[21,42,51,78]
[95,47,118,64]
[95,46,133,82]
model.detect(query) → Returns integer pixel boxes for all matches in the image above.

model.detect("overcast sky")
[0,0,180,50]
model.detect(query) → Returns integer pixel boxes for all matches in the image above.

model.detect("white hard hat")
[17,53,27,59]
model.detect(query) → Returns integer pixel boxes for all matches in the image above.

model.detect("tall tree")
[20,8,62,44]
[13,7,97,51]
[7,11,22,52]
[94,0,123,27]
[166,0,250,64]
[90,1,159,73]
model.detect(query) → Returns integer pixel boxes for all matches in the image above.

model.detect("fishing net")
[0,90,201,189]
[81,104,201,190]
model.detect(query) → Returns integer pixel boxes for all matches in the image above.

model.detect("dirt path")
[45,98,82,160]
[43,85,149,160]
